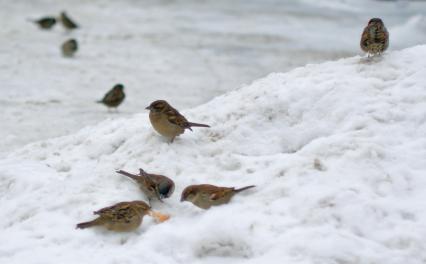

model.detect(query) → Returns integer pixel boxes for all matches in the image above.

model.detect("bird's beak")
[180,196,185,202]
[145,106,150,110]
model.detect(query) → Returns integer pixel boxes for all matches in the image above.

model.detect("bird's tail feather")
[76,218,101,229]
[235,185,256,193]
[187,122,210,128]
[116,170,139,180]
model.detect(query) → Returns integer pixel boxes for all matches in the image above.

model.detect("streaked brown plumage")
[60,11,78,30]
[360,18,389,56]
[116,168,175,204]
[97,84,125,109]
[31,16,56,29]
[61,39,78,57]
[180,184,255,209]
[146,100,210,142]
[76,201,151,231]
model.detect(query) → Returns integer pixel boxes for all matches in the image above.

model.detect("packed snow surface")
[1,45,426,263]
[1,0,426,156]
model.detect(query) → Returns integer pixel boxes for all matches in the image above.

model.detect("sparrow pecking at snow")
[30,16,56,29]
[59,11,79,30]
[61,39,78,57]
[180,184,255,209]
[146,100,210,142]
[116,168,175,204]
[76,200,169,232]
[97,84,125,110]
[360,18,389,57]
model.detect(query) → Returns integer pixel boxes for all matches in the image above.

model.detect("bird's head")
[145,100,169,112]
[113,84,124,91]
[157,178,175,199]
[368,18,384,27]
[180,185,198,202]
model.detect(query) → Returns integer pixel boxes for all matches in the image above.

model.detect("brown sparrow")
[59,11,79,30]
[146,100,210,142]
[61,39,78,57]
[30,16,56,29]
[116,168,175,204]
[76,200,169,232]
[181,184,255,209]
[360,18,389,57]
[97,84,125,110]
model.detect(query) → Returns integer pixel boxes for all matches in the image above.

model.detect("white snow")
[1,0,426,156]
[1,45,426,263]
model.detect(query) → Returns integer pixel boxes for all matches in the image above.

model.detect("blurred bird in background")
[97,84,126,111]
[360,18,389,57]
[30,16,56,29]
[61,38,78,57]
[60,11,79,30]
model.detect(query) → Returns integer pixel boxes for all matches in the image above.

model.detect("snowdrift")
[1,46,426,264]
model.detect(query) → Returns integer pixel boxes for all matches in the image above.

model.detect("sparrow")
[116,168,175,204]
[97,84,125,110]
[181,184,255,209]
[360,18,389,57]
[145,100,210,142]
[76,200,169,232]
[30,16,56,29]
[61,39,78,57]
[60,11,79,30]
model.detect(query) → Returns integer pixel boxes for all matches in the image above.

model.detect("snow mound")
[2,45,426,264]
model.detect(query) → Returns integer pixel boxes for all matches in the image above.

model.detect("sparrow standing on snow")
[60,11,79,30]
[97,84,125,110]
[76,200,169,232]
[61,39,78,57]
[117,168,175,204]
[146,100,210,142]
[30,16,56,29]
[360,18,389,57]
[181,184,255,209]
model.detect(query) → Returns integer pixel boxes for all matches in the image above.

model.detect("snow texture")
[1,0,426,156]
[1,45,426,264]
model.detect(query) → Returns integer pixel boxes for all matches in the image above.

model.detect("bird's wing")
[360,27,370,50]
[102,89,124,104]
[165,108,190,128]
[94,202,131,216]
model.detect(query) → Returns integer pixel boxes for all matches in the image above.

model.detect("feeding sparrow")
[60,11,79,30]
[61,39,78,57]
[360,18,389,57]
[30,16,56,29]
[181,184,255,209]
[146,100,210,142]
[97,84,125,110]
[116,168,175,204]
[76,200,169,232]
